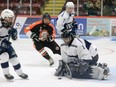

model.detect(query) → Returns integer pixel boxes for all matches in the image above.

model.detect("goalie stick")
[64,63,72,79]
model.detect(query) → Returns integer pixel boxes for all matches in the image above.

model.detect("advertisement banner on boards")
[110,19,116,36]
[14,17,27,34]
[15,17,87,36]
[87,18,110,36]
[75,18,87,35]
[19,18,41,34]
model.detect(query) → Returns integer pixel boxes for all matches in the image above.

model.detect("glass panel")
[0,0,7,14]
[0,0,115,16]
[9,0,30,15]
[103,0,116,16]
[79,0,101,16]
[32,0,44,15]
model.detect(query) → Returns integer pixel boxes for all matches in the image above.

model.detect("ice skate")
[48,58,54,66]
[4,74,14,80]
[19,73,28,79]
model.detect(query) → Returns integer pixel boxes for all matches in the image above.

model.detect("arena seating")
[0,0,115,16]
[0,0,45,15]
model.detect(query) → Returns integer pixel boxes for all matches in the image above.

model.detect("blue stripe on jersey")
[84,39,91,50]
[71,44,78,48]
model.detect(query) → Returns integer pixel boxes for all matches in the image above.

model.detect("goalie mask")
[61,32,73,45]
[0,9,15,28]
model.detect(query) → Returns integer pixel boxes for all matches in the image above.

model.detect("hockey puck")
[58,77,62,80]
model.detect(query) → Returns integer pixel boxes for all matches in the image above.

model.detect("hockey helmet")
[1,9,14,19]
[0,9,15,28]
[61,31,73,44]
[42,13,51,20]
[66,2,74,8]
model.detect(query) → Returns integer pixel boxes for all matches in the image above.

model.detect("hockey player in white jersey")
[56,2,77,35]
[0,9,28,80]
[54,31,109,80]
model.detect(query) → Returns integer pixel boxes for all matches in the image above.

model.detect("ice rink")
[0,37,116,87]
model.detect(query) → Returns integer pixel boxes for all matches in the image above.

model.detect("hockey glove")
[47,35,53,42]
[30,33,39,42]
[72,21,77,27]
[62,21,78,33]
[1,39,11,49]
[61,24,72,33]
[64,23,73,30]
[8,28,18,40]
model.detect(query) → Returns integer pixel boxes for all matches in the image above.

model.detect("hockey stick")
[12,0,22,27]
[64,63,72,79]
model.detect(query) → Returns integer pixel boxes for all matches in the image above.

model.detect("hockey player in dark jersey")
[24,13,61,66]
[0,9,28,80]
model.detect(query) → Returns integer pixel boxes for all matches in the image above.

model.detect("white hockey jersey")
[56,11,74,35]
[61,38,92,63]
[77,38,98,58]
[0,26,10,44]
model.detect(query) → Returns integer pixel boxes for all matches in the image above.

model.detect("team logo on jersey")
[39,30,49,41]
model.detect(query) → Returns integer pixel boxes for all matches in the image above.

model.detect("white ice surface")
[0,38,116,87]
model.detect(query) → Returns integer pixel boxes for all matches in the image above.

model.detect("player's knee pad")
[0,52,9,63]
[9,57,20,66]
